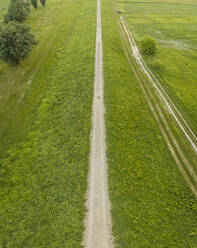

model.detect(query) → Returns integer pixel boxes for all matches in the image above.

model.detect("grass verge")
[0,0,96,246]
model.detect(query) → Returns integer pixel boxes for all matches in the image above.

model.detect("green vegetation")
[118,0,197,14]
[1,0,37,65]
[102,0,197,247]
[0,0,96,246]
[0,0,196,247]
[31,0,38,9]
[121,0,197,134]
[0,22,37,64]
[31,0,46,9]
[140,36,157,55]
[40,0,46,7]
[4,0,30,23]
[0,0,10,19]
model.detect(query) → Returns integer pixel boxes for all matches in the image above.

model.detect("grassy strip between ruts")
[0,0,96,247]
[102,0,197,247]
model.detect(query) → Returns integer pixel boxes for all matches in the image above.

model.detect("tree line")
[0,0,47,65]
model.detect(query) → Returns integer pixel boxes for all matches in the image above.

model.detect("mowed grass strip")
[0,0,96,247]
[102,0,197,247]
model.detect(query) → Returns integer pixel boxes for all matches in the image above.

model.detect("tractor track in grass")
[119,16,197,198]
[83,0,114,247]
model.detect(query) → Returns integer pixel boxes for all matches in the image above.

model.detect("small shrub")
[140,36,157,56]
[31,0,38,9]
[40,0,46,7]
[4,0,30,23]
[0,22,37,65]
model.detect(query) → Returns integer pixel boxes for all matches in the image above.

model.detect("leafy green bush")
[31,0,38,9]
[40,0,46,7]
[0,22,37,65]
[140,36,157,55]
[31,0,46,9]
[4,0,30,23]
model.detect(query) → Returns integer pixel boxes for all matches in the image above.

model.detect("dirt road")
[83,0,114,247]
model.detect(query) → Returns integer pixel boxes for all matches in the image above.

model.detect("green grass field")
[0,0,96,246]
[1,0,197,247]
[102,0,197,247]
[119,0,197,134]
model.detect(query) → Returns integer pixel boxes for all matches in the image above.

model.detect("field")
[1,0,197,247]
[119,0,197,133]
[0,0,96,246]
[102,0,197,247]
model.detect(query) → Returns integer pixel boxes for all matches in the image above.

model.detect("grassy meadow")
[1,0,197,247]
[118,0,197,134]
[0,0,96,246]
[102,0,197,247]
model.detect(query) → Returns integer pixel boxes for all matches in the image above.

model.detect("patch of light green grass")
[118,0,197,3]
[0,0,10,18]
[119,1,197,14]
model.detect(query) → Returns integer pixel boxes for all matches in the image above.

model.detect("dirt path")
[119,16,197,198]
[83,0,114,247]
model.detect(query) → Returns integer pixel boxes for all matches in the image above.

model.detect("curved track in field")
[119,16,197,198]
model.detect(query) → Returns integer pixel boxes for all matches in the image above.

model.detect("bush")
[140,36,157,56]
[31,0,38,9]
[0,22,37,65]
[40,0,46,7]
[4,0,30,23]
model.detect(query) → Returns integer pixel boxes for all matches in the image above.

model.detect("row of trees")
[0,0,47,65]
[4,0,46,24]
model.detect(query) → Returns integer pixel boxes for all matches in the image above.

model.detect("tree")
[40,0,46,6]
[31,0,38,9]
[4,0,30,23]
[140,36,157,56]
[0,22,37,65]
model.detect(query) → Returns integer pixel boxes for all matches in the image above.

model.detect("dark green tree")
[40,0,46,6]
[140,36,157,56]
[0,22,37,65]
[4,0,30,23]
[31,0,38,9]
